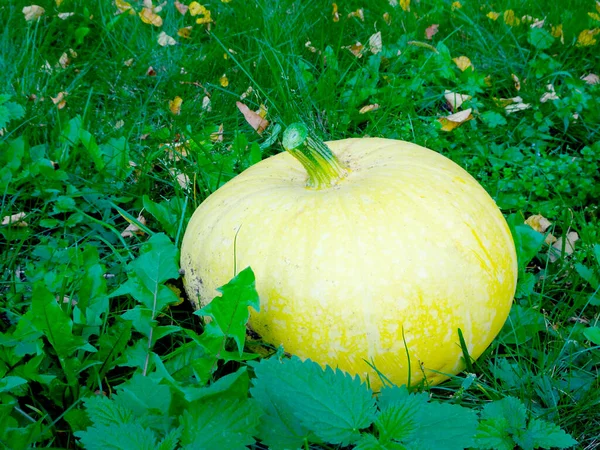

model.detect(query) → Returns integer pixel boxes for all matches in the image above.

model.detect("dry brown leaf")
[178,26,192,39]
[504,10,520,26]
[115,0,135,14]
[425,24,439,40]
[453,56,473,71]
[332,3,340,22]
[169,96,183,115]
[444,90,472,112]
[202,96,212,111]
[511,73,521,91]
[174,0,188,15]
[2,212,28,227]
[121,214,147,238]
[581,73,600,84]
[58,52,70,68]
[124,58,134,67]
[210,124,224,142]
[51,91,68,109]
[452,1,462,10]
[494,96,523,107]
[383,12,392,25]
[58,12,74,19]
[438,108,473,131]
[369,31,383,54]
[505,102,531,113]
[525,214,552,233]
[359,104,380,114]
[219,74,229,87]
[139,7,162,26]
[236,101,269,134]
[348,9,364,21]
[23,5,45,21]
[146,66,156,76]
[400,0,410,12]
[487,11,500,20]
[549,231,579,262]
[530,18,545,28]
[577,29,600,47]
[540,84,559,103]
[345,42,364,58]
[170,169,191,190]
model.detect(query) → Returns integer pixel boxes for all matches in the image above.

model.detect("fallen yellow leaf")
[438,108,473,131]
[23,5,45,21]
[348,8,364,21]
[487,11,500,20]
[157,31,176,46]
[332,3,340,22]
[139,7,162,26]
[236,101,269,134]
[256,104,268,119]
[369,32,382,54]
[191,3,212,24]
[359,104,380,114]
[169,96,183,115]
[452,2,462,10]
[504,10,520,26]
[549,231,579,262]
[589,12,600,22]
[400,0,410,12]
[525,214,552,233]
[444,90,471,112]
[577,29,600,47]
[219,74,229,87]
[383,12,392,25]
[453,56,473,71]
[551,24,564,44]
[178,26,192,39]
[115,0,135,15]
[51,91,68,109]
[210,123,224,142]
[511,73,521,91]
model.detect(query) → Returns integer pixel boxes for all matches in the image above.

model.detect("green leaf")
[156,428,182,450]
[507,214,545,274]
[574,263,599,290]
[179,397,261,450]
[481,396,527,430]
[81,395,134,427]
[355,434,405,450]
[80,129,105,170]
[481,111,507,129]
[142,195,181,238]
[583,326,600,345]
[115,373,172,417]
[91,320,132,382]
[474,417,514,450]
[196,266,260,355]
[0,376,27,393]
[527,28,554,50]
[499,305,546,345]
[182,366,250,402]
[515,418,577,450]
[250,356,376,448]
[100,136,131,180]
[76,246,109,326]
[0,98,25,129]
[411,402,477,449]
[75,423,158,450]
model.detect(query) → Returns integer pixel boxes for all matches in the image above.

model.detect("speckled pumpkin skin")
[180,138,518,389]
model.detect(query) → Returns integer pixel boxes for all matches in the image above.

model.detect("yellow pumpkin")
[180,123,518,389]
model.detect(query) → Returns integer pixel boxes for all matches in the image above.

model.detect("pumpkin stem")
[282,122,349,189]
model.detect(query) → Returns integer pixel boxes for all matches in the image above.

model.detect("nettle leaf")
[250,356,376,448]
[156,427,182,450]
[116,373,171,417]
[182,366,250,403]
[81,395,134,427]
[515,418,577,450]
[375,386,478,450]
[75,423,159,450]
[480,396,527,430]
[196,266,260,355]
[474,417,514,450]
[179,397,261,450]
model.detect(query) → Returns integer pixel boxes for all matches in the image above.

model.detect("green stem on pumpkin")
[282,122,349,189]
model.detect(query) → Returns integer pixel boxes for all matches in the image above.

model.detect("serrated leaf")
[179,397,261,450]
[92,320,133,381]
[75,423,158,450]
[115,373,172,417]
[156,427,182,450]
[0,376,27,393]
[474,417,514,450]
[355,434,405,449]
[82,395,134,427]
[481,396,527,430]
[515,418,577,450]
[0,100,25,129]
[121,305,155,337]
[250,356,376,448]
[411,402,478,449]
[182,366,249,402]
[196,266,259,355]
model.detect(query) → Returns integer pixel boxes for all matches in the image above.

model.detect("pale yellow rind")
[180,138,518,389]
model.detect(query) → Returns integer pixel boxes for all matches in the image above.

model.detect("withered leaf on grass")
[359,104,380,114]
[158,31,177,46]
[178,26,192,39]
[169,96,183,115]
[525,214,552,233]
[219,74,229,87]
[210,124,224,142]
[174,1,188,15]
[438,108,473,131]
[581,73,599,84]
[236,102,269,134]
[344,42,364,58]
[425,24,439,40]
[399,0,410,12]
[540,84,559,103]
[121,214,147,238]
[51,91,68,109]
[23,5,45,21]
[139,7,163,27]
[548,232,579,262]
[444,90,471,112]
[2,212,28,227]
[453,56,473,71]
[577,29,600,47]
[115,0,135,14]
[332,3,339,22]
[202,96,212,111]
[347,9,364,21]
[369,32,382,54]
[504,10,520,26]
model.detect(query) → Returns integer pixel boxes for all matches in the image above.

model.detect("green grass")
[1,0,599,448]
